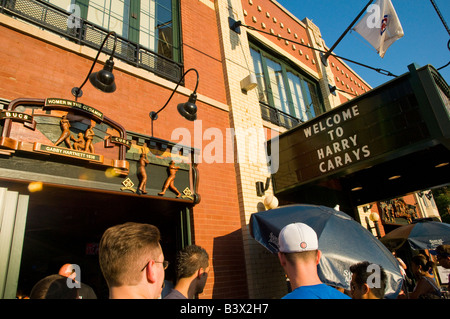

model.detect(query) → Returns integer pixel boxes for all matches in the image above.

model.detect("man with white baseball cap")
[277,222,351,299]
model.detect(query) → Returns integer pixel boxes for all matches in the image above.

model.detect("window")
[140,0,177,60]
[250,45,324,128]
[52,0,180,62]
[422,196,429,207]
[4,0,183,82]
[265,57,289,115]
[250,48,268,104]
[87,0,130,38]
[287,71,308,120]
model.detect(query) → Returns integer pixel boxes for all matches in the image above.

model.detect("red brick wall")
[242,1,317,71]
[328,55,371,96]
[180,0,227,106]
[0,0,248,299]
[179,0,248,299]
[240,0,371,101]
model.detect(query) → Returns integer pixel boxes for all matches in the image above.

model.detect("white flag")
[353,0,404,58]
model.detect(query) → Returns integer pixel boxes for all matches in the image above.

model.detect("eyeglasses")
[156,260,170,270]
[141,260,169,271]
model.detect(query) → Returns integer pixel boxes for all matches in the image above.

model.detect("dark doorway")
[9,183,188,299]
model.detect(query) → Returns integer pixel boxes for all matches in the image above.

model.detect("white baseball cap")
[278,223,318,253]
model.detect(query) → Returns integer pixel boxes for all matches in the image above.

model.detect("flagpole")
[321,0,374,66]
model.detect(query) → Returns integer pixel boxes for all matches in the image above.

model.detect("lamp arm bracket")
[154,68,199,116]
[73,31,117,97]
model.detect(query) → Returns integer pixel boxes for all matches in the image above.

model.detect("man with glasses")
[164,245,209,299]
[99,222,167,299]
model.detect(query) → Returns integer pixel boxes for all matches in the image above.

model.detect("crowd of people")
[25,222,449,299]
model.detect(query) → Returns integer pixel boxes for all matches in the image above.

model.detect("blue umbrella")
[250,204,403,298]
[380,220,450,251]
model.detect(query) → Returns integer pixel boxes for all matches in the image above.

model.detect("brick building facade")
[2,0,442,300]
[0,0,248,299]
[217,0,373,298]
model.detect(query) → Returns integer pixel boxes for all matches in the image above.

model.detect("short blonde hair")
[282,250,318,264]
[99,222,161,287]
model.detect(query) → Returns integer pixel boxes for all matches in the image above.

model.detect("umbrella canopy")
[380,220,450,251]
[250,204,403,298]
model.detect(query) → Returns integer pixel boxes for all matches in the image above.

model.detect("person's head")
[350,261,387,299]
[430,245,450,269]
[99,222,164,299]
[30,274,79,299]
[59,263,77,281]
[175,245,210,295]
[411,254,435,278]
[277,223,321,274]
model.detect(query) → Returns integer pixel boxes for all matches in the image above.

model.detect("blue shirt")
[282,284,351,299]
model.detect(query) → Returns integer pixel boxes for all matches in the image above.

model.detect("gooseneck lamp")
[72,31,118,100]
[149,68,199,136]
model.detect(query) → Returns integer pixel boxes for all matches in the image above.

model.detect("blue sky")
[276,0,450,89]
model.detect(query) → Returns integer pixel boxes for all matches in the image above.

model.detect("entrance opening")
[10,183,188,299]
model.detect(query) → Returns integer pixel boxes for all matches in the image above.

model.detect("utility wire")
[239,22,397,77]
[438,60,450,71]
[430,0,450,36]
[430,0,450,70]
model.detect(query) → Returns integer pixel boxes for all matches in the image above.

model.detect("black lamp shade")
[177,93,198,121]
[89,58,116,93]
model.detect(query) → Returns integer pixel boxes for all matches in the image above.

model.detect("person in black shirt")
[164,245,209,299]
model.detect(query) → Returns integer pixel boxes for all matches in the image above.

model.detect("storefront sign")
[34,143,103,163]
[271,68,440,193]
[302,104,371,174]
[0,110,33,123]
[0,98,197,202]
[110,136,132,148]
[45,98,104,121]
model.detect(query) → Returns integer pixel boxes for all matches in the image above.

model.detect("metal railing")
[0,0,183,83]
[259,102,301,129]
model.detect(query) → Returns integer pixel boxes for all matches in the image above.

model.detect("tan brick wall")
[302,17,341,111]
[216,0,286,299]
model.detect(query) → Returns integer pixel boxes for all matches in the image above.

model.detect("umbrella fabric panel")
[250,213,280,253]
[408,222,450,250]
[317,216,402,296]
[250,204,403,298]
[381,221,450,251]
[250,204,331,253]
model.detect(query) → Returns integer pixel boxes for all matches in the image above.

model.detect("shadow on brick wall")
[212,229,249,299]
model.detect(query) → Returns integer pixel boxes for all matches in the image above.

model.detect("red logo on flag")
[380,15,388,35]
